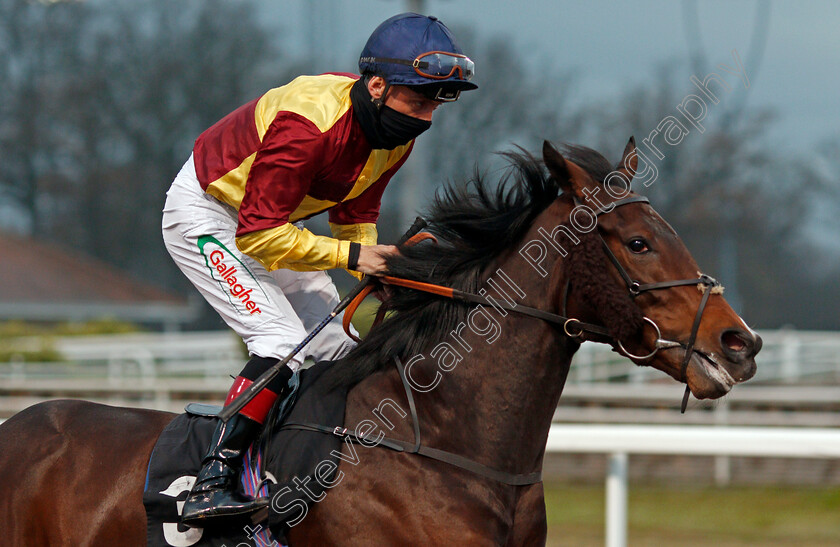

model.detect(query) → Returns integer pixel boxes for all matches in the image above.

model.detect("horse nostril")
[721,329,754,356]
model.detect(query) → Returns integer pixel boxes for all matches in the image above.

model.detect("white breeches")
[161,155,357,371]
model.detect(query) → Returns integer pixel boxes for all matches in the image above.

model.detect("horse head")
[541,139,760,401]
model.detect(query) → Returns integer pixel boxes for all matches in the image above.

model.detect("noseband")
[575,195,721,412]
[361,194,721,413]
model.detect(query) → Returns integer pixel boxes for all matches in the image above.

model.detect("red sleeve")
[236,112,323,237]
[328,142,414,225]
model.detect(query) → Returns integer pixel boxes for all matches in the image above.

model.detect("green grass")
[0,319,144,362]
[0,318,142,338]
[544,481,840,546]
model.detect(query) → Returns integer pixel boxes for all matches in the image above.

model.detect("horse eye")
[627,238,649,253]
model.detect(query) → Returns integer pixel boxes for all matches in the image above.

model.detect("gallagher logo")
[197,235,265,315]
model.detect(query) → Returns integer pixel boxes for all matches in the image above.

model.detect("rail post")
[605,451,628,547]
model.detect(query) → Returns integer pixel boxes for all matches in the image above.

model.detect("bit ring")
[617,317,661,360]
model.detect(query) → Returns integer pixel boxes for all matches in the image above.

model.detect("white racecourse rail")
[545,424,840,547]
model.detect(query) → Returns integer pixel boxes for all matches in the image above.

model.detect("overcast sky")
[264,0,839,153]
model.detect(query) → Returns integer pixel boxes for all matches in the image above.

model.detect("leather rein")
[352,195,721,412]
[284,194,722,487]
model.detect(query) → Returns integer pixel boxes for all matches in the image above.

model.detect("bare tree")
[4,8,838,329]
[420,53,836,328]
[424,35,586,189]
[0,0,92,235]
[11,0,284,289]
[569,64,833,328]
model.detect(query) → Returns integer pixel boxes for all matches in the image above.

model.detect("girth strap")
[279,356,542,486]
[394,353,422,453]
[280,422,543,486]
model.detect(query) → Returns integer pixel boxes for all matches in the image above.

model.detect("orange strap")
[401,232,437,246]
[342,283,374,343]
[380,276,454,297]
[341,232,438,341]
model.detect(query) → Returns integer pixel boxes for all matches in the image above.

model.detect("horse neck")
[410,203,578,473]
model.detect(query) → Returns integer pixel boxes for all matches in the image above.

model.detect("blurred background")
[1,0,839,545]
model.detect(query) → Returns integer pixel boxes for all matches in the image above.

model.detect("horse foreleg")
[506,482,547,547]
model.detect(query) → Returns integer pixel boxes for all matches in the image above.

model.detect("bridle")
[575,195,722,412]
[302,193,725,486]
[348,194,722,412]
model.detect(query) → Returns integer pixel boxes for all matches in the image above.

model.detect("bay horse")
[0,139,760,546]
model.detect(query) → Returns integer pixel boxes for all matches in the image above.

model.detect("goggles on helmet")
[362,51,475,82]
[412,51,475,80]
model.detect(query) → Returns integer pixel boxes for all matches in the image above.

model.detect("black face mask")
[351,78,432,150]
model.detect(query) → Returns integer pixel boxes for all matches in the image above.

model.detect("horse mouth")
[687,351,737,399]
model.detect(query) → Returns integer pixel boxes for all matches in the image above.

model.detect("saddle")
[143,361,347,547]
[144,356,542,546]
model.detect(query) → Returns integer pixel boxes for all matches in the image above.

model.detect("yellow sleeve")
[329,222,378,245]
[329,222,378,280]
[235,223,351,272]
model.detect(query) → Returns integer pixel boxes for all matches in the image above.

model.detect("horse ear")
[543,140,596,199]
[544,140,593,198]
[615,136,638,180]
[542,141,572,194]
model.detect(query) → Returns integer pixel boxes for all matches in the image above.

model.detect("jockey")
[161,12,476,525]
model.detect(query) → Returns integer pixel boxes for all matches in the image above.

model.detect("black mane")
[322,147,562,389]
[323,144,639,389]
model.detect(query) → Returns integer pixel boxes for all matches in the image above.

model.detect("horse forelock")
[558,143,645,343]
[564,228,644,344]
[559,143,615,186]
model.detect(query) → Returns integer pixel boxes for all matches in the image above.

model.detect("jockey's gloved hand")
[355,244,399,276]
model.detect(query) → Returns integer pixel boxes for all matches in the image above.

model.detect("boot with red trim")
[180,357,293,526]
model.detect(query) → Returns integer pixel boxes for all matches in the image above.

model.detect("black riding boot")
[181,356,294,526]
[180,413,268,525]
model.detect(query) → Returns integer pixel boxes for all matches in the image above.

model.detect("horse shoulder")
[287,372,519,544]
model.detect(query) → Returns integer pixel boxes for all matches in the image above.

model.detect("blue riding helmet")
[359,13,478,101]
